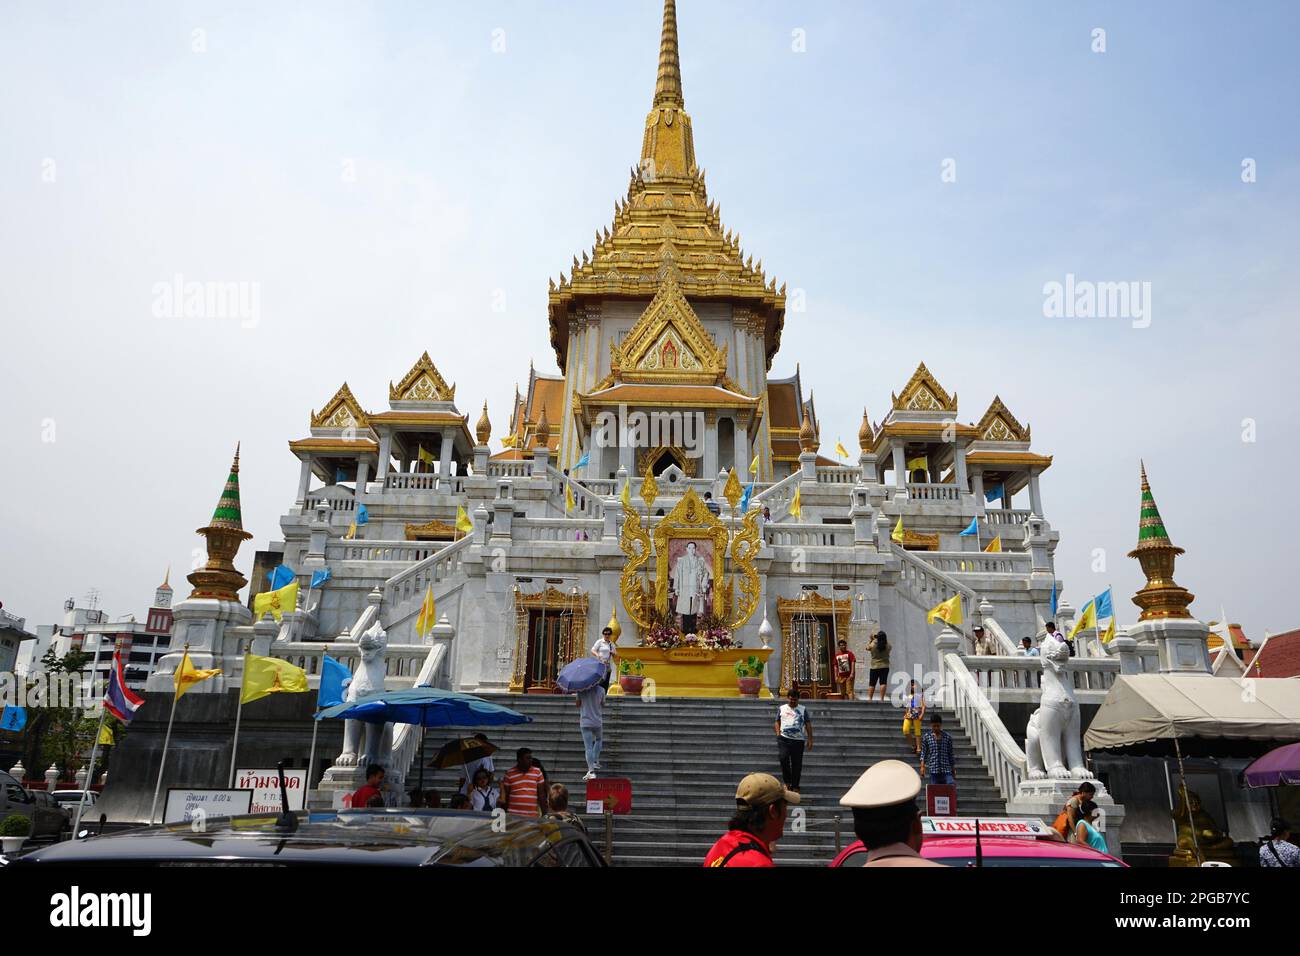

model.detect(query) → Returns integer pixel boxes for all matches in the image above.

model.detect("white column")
[376,432,392,485]
[703,411,719,478]
[1029,471,1044,516]
[438,428,454,490]
[891,442,907,493]
[954,443,969,492]
[355,459,371,502]
[734,419,749,476]
[295,458,312,507]
[972,469,985,507]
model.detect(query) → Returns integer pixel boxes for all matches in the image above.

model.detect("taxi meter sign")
[922,817,1054,837]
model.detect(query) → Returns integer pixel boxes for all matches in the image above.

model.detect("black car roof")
[16,809,592,867]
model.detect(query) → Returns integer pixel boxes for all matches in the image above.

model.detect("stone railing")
[269,640,433,688]
[765,523,851,548]
[333,540,446,563]
[752,470,802,522]
[983,616,1029,657]
[513,518,605,542]
[546,466,606,519]
[914,551,1032,575]
[305,491,357,513]
[816,465,861,485]
[579,478,617,497]
[906,482,963,501]
[382,535,471,619]
[383,473,466,494]
[943,652,1026,802]
[487,460,531,479]
[984,508,1032,526]
[890,543,978,612]
[960,654,1119,704]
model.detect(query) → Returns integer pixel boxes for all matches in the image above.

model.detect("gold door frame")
[776,593,852,697]
[509,587,589,693]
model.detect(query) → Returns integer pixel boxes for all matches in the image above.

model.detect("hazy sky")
[2,1,1296,638]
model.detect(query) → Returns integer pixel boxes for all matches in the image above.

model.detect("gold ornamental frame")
[636,445,698,478]
[776,592,853,697]
[652,489,729,620]
[404,518,459,542]
[508,586,589,693]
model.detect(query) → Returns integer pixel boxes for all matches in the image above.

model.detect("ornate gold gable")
[390,352,456,403]
[975,396,1031,443]
[310,383,369,429]
[610,277,728,385]
[404,518,460,542]
[891,363,957,413]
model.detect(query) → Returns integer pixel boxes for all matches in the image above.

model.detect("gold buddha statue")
[1169,786,1236,866]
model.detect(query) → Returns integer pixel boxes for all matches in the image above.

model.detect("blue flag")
[1094,587,1113,620]
[319,655,349,709]
[356,503,369,525]
[335,467,348,484]
[1050,578,1059,617]
[741,481,754,513]
[310,567,333,590]
[958,517,979,536]
[985,484,1005,503]
[1,706,26,732]
[267,564,296,590]
[574,451,590,471]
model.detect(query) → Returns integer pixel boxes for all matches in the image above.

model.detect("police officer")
[839,759,945,867]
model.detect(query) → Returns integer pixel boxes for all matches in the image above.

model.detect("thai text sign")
[164,788,253,825]
[235,768,307,813]
[586,777,632,815]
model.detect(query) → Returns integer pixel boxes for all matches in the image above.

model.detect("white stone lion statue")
[1025,635,1088,780]
[334,620,392,769]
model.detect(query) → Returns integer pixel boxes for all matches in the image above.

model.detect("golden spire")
[1127,461,1194,621]
[475,401,492,445]
[653,0,684,109]
[798,407,819,454]
[188,444,254,602]
[534,405,551,448]
[858,407,873,452]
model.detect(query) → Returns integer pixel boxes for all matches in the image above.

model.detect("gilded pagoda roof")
[974,396,1032,443]
[547,0,786,370]
[389,352,456,403]
[890,362,958,413]
[310,382,371,429]
[576,382,759,412]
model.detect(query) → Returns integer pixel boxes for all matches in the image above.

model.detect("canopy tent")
[1085,675,1300,757]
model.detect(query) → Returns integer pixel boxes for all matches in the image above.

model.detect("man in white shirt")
[591,626,616,690]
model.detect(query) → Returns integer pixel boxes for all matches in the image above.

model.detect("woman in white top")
[592,626,616,690]
[468,767,500,812]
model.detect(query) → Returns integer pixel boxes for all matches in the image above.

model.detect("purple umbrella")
[555,656,607,694]
[1243,742,1300,788]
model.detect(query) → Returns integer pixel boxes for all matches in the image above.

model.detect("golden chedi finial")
[798,407,819,454]
[188,443,254,602]
[858,407,873,453]
[1127,461,1194,621]
[475,401,492,445]
[534,405,551,449]
[641,0,695,179]
[654,0,684,109]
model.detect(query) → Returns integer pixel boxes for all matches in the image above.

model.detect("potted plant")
[0,814,31,856]
[734,656,765,697]
[618,658,646,695]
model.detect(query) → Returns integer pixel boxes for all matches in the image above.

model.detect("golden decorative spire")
[1127,461,1194,621]
[653,0,684,109]
[858,407,873,452]
[188,444,254,602]
[534,405,551,448]
[475,401,492,445]
[798,407,819,453]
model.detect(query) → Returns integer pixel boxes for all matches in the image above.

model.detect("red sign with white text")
[926,784,957,817]
[586,777,632,814]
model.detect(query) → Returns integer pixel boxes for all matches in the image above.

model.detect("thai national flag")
[103,650,144,723]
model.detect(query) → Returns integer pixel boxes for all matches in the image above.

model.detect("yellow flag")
[98,723,115,746]
[789,486,802,519]
[1070,600,1097,639]
[565,482,575,514]
[983,536,1003,553]
[175,651,221,700]
[891,516,905,544]
[455,505,473,534]
[907,456,929,473]
[749,454,759,475]
[620,478,632,509]
[240,654,308,705]
[418,445,435,466]
[252,582,299,623]
[927,594,963,627]
[1100,617,1116,644]
[834,439,850,460]
[345,520,358,540]
[415,584,436,638]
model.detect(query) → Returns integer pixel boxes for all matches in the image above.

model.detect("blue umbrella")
[317,687,532,794]
[555,657,607,694]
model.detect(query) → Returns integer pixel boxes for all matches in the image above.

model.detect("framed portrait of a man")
[667,538,714,632]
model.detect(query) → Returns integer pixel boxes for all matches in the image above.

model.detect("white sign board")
[922,817,1054,837]
[234,768,307,814]
[164,788,253,825]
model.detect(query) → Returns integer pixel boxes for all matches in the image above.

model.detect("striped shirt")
[500,765,545,816]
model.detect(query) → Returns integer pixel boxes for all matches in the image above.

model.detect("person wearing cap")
[973,624,994,656]
[592,626,617,691]
[703,773,799,867]
[840,759,945,867]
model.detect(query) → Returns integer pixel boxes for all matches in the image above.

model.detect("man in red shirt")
[703,772,799,867]
[834,639,857,700]
[350,764,385,808]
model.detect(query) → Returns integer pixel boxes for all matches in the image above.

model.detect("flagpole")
[148,646,187,824]
[228,655,247,788]
[73,700,109,837]
[305,711,321,804]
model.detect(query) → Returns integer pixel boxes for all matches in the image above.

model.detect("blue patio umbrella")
[317,687,532,794]
[555,656,607,694]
